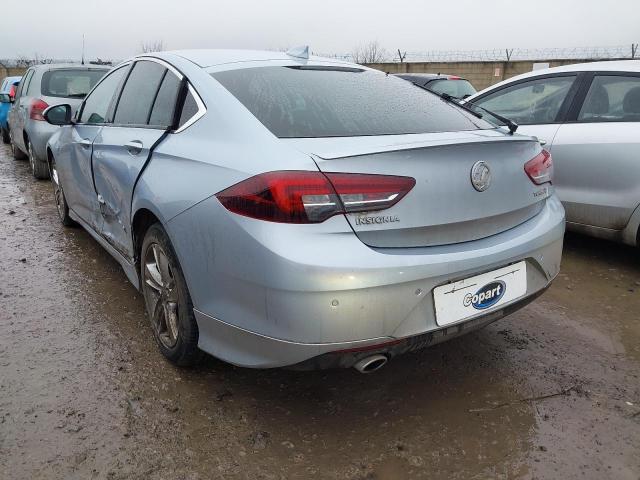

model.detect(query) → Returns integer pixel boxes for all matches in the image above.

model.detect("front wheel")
[1,127,9,144]
[141,224,202,367]
[50,154,76,227]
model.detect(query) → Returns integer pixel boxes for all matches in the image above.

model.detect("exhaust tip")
[353,354,388,374]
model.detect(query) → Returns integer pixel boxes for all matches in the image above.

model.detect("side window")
[26,71,40,96]
[80,66,128,124]
[148,72,181,127]
[178,90,199,128]
[18,70,33,97]
[474,76,576,125]
[114,61,166,126]
[578,75,640,122]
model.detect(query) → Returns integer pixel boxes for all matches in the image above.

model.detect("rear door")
[551,72,640,229]
[469,73,580,147]
[92,60,183,258]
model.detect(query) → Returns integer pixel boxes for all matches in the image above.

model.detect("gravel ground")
[0,142,639,480]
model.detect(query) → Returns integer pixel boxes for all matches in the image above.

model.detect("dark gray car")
[395,73,477,99]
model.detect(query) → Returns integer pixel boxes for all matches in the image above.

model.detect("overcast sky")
[1,0,638,61]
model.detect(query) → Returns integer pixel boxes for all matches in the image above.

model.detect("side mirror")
[0,93,11,104]
[43,104,73,126]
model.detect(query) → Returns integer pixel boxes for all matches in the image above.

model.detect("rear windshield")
[41,69,107,98]
[428,79,477,99]
[212,66,492,138]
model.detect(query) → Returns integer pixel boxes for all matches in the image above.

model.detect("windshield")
[428,79,476,99]
[41,69,108,98]
[211,66,493,138]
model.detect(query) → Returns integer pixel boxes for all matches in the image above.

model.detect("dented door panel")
[92,126,165,258]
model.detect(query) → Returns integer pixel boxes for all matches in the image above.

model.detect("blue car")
[0,75,21,144]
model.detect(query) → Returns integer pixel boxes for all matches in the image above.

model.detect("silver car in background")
[466,60,640,246]
[44,49,565,372]
[8,64,108,178]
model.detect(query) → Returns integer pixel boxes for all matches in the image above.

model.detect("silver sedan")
[466,60,640,247]
[44,49,565,372]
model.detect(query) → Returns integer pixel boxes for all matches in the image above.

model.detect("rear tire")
[1,127,9,144]
[28,139,49,180]
[141,223,203,367]
[10,131,26,160]
[49,153,76,227]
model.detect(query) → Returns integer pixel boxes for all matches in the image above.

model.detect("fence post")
[502,48,513,81]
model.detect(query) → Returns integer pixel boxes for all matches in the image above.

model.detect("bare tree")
[141,40,165,53]
[14,53,54,67]
[351,41,388,64]
[89,58,113,66]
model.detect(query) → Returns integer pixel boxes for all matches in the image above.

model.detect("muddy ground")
[0,142,638,480]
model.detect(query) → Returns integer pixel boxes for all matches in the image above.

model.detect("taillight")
[30,99,49,121]
[524,150,553,185]
[216,171,415,223]
[9,85,16,98]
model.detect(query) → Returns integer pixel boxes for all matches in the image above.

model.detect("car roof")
[475,59,640,95]
[0,76,21,93]
[26,63,110,72]
[395,73,459,79]
[157,49,354,68]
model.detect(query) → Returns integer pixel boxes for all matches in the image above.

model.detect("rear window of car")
[41,69,107,98]
[428,79,477,99]
[211,66,492,138]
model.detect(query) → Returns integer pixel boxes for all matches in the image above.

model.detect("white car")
[466,60,640,246]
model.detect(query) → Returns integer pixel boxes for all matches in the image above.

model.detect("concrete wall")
[0,66,28,85]
[364,58,621,90]
[1,58,624,93]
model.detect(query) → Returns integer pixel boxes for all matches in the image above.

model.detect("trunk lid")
[284,130,549,248]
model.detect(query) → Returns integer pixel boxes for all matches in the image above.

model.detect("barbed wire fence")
[1,44,638,68]
[318,44,639,63]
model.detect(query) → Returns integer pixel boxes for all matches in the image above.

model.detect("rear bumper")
[169,194,565,369]
[195,286,549,370]
[25,120,58,161]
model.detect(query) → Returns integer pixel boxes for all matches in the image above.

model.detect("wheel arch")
[621,201,640,247]
[131,207,163,287]
[46,145,54,169]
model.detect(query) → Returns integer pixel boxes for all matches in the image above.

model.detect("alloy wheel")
[28,140,35,174]
[50,159,65,221]
[143,243,180,349]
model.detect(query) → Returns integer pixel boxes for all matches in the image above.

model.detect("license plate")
[433,261,527,327]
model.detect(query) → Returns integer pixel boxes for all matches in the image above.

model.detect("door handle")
[125,140,143,155]
[80,139,92,148]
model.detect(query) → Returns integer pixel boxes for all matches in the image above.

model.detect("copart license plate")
[433,261,527,327]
